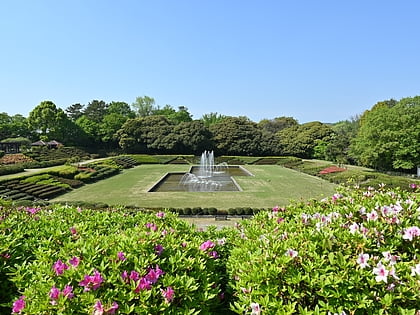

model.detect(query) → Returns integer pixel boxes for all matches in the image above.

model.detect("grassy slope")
[52,164,337,209]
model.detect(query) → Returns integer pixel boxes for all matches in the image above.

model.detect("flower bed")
[1,185,419,314]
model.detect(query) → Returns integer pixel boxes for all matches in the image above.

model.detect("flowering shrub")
[226,186,420,314]
[0,205,234,314]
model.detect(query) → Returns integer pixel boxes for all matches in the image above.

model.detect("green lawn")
[52,164,337,209]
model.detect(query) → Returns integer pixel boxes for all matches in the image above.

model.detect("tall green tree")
[278,121,334,158]
[84,100,108,122]
[172,121,213,154]
[258,116,298,134]
[210,116,279,155]
[117,116,174,153]
[350,97,420,170]
[65,103,84,121]
[131,96,156,117]
[28,101,70,141]
[200,112,227,127]
[154,105,193,124]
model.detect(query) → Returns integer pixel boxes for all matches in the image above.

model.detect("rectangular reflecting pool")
[148,166,252,192]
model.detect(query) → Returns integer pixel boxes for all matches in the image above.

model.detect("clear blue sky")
[1,0,419,123]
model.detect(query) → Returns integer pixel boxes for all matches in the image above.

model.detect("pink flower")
[145,265,165,284]
[79,270,104,291]
[49,286,60,301]
[366,210,378,221]
[199,240,215,251]
[26,207,40,215]
[250,302,261,315]
[403,226,420,241]
[272,205,279,212]
[349,222,359,234]
[53,259,69,275]
[382,251,399,265]
[285,249,298,258]
[69,256,80,267]
[70,226,77,235]
[181,242,187,248]
[107,302,119,314]
[117,251,126,261]
[135,277,152,292]
[62,285,74,299]
[373,262,389,283]
[12,296,25,314]
[209,251,220,259]
[154,244,164,256]
[77,206,82,213]
[356,253,370,268]
[93,301,104,315]
[161,286,175,303]
[121,270,129,281]
[129,270,140,281]
[156,211,165,218]
[145,222,157,231]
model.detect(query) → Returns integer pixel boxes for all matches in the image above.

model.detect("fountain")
[179,151,233,192]
[148,151,252,192]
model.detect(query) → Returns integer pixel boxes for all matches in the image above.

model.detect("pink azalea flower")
[161,286,175,303]
[107,302,119,314]
[156,211,165,218]
[62,285,74,299]
[129,270,140,281]
[356,253,370,268]
[209,250,220,259]
[69,256,80,267]
[145,269,159,284]
[77,206,82,213]
[79,270,104,291]
[12,296,25,314]
[272,205,279,212]
[70,226,77,235]
[199,240,215,251]
[117,251,126,261]
[402,226,420,241]
[145,222,157,231]
[49,285,60,301]
[53,259,69,275]
[366,210,378,221]
[135,277,152,292]
[250,302,261,315]
[373,262,389,283]
[154,244,164,256]
[382,251,399,265]
[285,249,298,258]
[349,222,359,234]
[121,270,129,281]
[181,242,187,248]
[93,301,104,315]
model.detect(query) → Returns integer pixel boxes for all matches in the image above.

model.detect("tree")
[107,101,135,118]
[258,116,298,134]
[278,121,334,158]
[154,105,193,124]
[84,100,108,122]
[350,97,420,170]
[131,96,156,117]
[65,103,84,121]
[172,121,213,154]
[200,112,227,127]
[116,116,174,153]
[210,116,279,156]
[0,113,32,140]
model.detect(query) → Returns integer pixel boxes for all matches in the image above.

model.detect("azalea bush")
[0,205,235,314]
[226,185,420,314]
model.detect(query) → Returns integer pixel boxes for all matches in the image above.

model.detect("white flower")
[356,253,370,268]
[285,249,298,258]
[372,262,389,283]
[410,264,420,277]
[250,302,261,315]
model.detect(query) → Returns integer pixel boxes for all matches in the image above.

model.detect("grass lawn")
[51,164,337,209]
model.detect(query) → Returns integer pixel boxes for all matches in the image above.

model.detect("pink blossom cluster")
[356,251,405,285]
[79,270,104,291]
[121,265,166,294]
[93,300,119,315]
[49,285,74,304]
[199,240,219,259]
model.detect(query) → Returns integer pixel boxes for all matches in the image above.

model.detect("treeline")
[0,96,419,172]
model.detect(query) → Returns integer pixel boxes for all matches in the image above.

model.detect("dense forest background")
[1,95,419,172]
